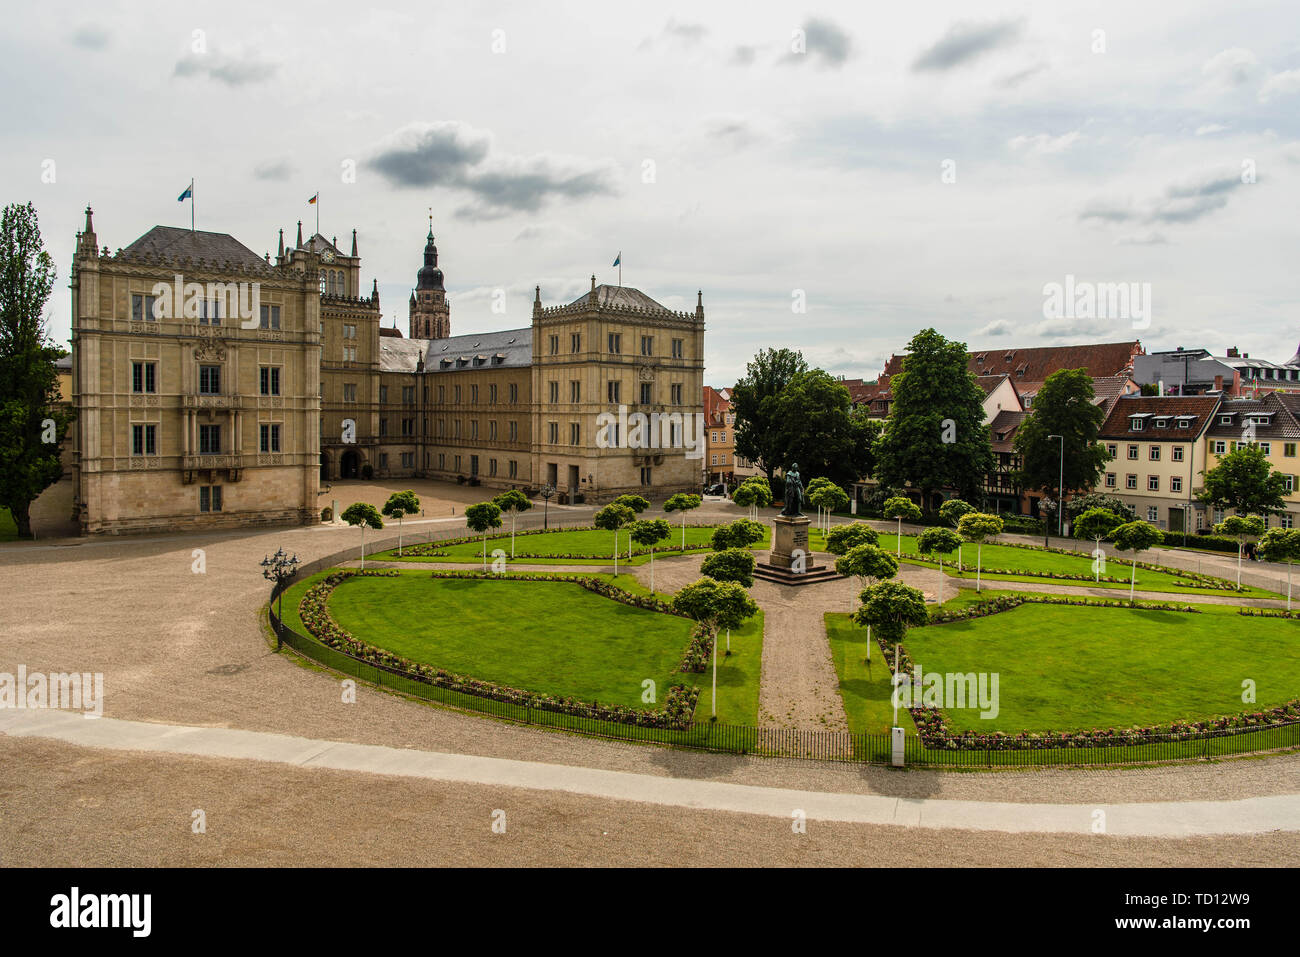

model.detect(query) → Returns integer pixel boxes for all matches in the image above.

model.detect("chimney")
[1227,346,1240,358]
[1158,379,1164,396]
[1214,374,1224,392]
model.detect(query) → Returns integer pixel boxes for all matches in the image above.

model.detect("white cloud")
[1258,69,1300,102]
[1007,131,1082,155]
[1200,47,1260,90]
[1194,124,1228,136]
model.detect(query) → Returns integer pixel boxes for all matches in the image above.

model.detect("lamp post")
[540,483,555,530]
[1047,433,1064,537]
[261,547,301,649]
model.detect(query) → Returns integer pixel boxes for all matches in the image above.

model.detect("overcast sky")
[5,0,1299,385]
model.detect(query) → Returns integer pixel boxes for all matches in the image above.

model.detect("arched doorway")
[340,450,360,479]
[319,452,331,482]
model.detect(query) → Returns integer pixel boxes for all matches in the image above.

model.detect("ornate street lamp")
[261,547,301,646]
[540,483,555,530]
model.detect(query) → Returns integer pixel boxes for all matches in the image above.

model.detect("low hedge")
[295,569,701,728]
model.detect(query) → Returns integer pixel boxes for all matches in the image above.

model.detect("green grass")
[0,508,17,542]
[873,531,1276,598]
[326,574,695,709]
[276,564,763,723]
[828,599,1300,735]
[826,614,901,735]
[372,524,771,566]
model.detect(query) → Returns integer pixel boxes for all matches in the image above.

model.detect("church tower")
[408,218,450,339]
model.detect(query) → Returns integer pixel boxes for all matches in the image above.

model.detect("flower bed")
[295,569,701,728]
[393,523,730,558]
[922,593,1201,626]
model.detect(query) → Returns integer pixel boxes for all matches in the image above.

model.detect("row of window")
[1105,471,1298,494]
[1106,442,1186,463]
[1211,439,1297,457]
[546,333,686,358]
[711,453,729,466]
[378,418,522,441]
[131,362,281,397]
[129,423,282,455]
[130,295,281,329]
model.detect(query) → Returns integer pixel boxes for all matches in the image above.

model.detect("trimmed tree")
[938,498,975,571]
[732,476,771,521]
[1214,515,1266,591]
[1258,527,1300,611]
[663,492,701,550]
[1111,520,1164,604]
[613,494,651,561]
[883,496,921,557]
[672,577,758,719]
[381,490,420,556]
[465,501,503,571]
[805,476,834,531]
[700,547,757,653]
[916,526,962,603]
[1073,507,1123,583]
[1200,445,1288,519]
[825,521,880,556]
[852,580,929,664]
[710,518,765,551]
[956,512,1004,593]
[340,502,383,569]
[808,482,849,536]
[0,202,74,539]
[629,518,672,594]
[594,502,636,576]
[834,544,899,660]
[492,488,531,557]
[1066,492,1136,522]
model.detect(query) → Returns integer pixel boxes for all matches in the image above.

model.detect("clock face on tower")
[321,248,335,263]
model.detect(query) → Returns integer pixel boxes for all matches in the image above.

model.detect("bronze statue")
[780,463,804,517]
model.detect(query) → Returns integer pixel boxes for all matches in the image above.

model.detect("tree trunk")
[12,501,32,539]
[976,544,982,593]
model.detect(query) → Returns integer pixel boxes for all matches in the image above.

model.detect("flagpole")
[191,179,195,233]
[316,192,320,239]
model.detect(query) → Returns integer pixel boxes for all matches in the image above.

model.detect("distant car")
[703,484,726,497]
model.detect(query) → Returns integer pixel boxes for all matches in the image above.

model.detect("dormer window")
[1155,418,1169,428]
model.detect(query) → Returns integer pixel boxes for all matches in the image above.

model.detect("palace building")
[68,209,705,535]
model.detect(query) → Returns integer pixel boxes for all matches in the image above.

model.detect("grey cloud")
[1080,172,1245,227]
[70,25,110,50]
[998,62,1047,88]
[367,122,617,220]
[730,45,756,67]
[174,51,278,86]
[663,19,707,45]
[253,160,294,182]
[1114,232,1168,246]
[913,19,1022,72]
[784,18,853,68]
[974,319,1014,337]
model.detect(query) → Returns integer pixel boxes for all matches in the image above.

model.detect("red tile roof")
[884,340,1142,382]
[1098,395,1220,440]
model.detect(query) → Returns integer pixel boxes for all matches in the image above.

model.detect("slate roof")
[121,226,269,270]
[1098,395,1219,440]
[1206,393,1300,440]
[573,284,678,315]
[380,327,532,374]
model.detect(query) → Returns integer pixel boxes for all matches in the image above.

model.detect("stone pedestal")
[770,514,816,572]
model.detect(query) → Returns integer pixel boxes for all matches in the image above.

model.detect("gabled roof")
[988,409,1027,452]
[1098,395,1219,440]
[379,327,532,373]
[1206,393,1300,440]
[121,226,268,270]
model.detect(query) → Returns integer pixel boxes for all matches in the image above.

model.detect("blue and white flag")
[177,181,193,202]
[612,251,621,267]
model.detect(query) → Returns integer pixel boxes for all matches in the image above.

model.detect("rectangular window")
[548,421,558,444]
[549,381,559,403]
[1213,440,1227,455]
[199,424,221,454]
[671,338,684,359]
[402,386,415,404]
[402,418,414,437]
[1126,474,1137,490]
[1259,442,1272,456]
[259,304,281,330]
[1171,476,1183,493]
[1127,444,1138,460]
[1283,513,1295,529]
[343,383,357,402]
[131,361,156,394]
[471,385,479,403]
[570,422,580,445]
[1172,446,1184,462]
[640,335,653,356]
[671,383,683,404]
[379,418,388,437]
[1214,508,1225,525]
[1147,506,1158,523]
[1286,475,1297,493]
[379,385,388,403]
[570,380,580,402]
[571,333,581,353]
[454,385,461,403]
[438,453,446,470]
[401,452,414,469]
[438,386,446,402]
[1149,446,1161,461]
[509,459,518,479]
[199,299,221,325]
[509,383,518,403]
[131,424,157,455]
[608,333,621,354]
[509,420,518,441]
[259,423,281,453]
[471,420,478,440]
[199,365,221,395]
[132,294,158,322]
[259,366,281,396]
[1287,443,1298,458]
[1105,472,1116,488]
[1106,443,1117,458]
[343,323,356,339]
[199,485,222,513]
[489,458,497,477]
[640,466,652,486]
[489,384,498,403]
[1148,475,1160,491]
[640,382,652,404]
[489,420,498,440]
[379,453,388,470]
[549,334,559,355]
[607,381,620,403]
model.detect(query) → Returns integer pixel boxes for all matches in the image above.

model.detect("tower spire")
[351,228,358,257]
[296,220,303,248]
[277,228,284,258]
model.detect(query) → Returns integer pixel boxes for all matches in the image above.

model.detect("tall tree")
[1199,445,1288,518]
[1013,368,1108,502]
[381,490,420,556]
[874,329,992,506]
[0,202,73,538]
[731,347,807,484]
[774,370,874,487]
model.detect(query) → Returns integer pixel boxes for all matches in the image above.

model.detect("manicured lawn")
[0,508,18,542]
[326,575,696,709]
[873,532,1275,598]
[373,524,771,566]
[684,611,764,725]
[829,600,1300,735]
[826,613,900,735]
